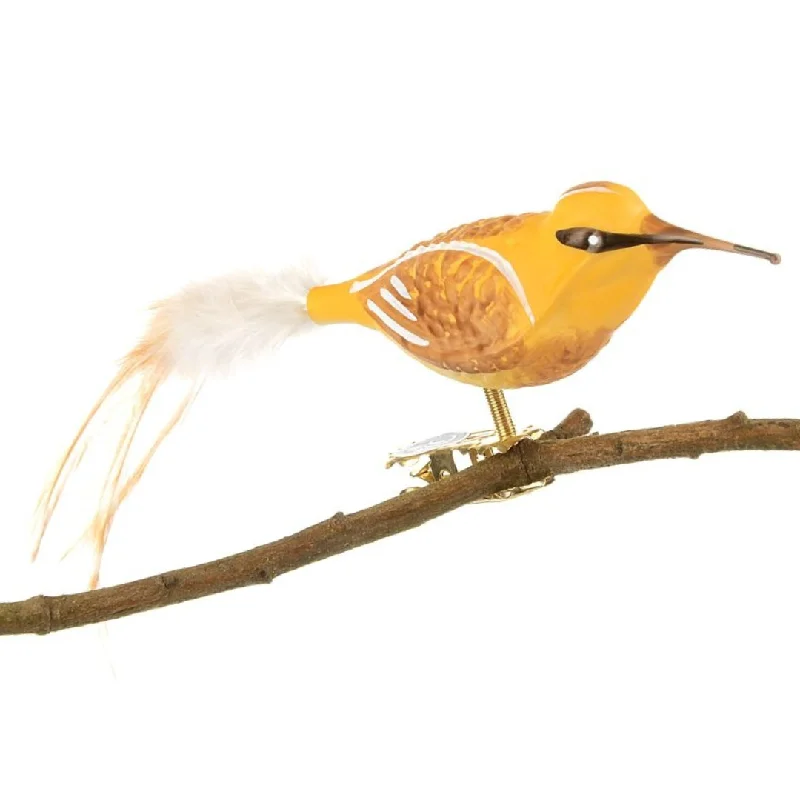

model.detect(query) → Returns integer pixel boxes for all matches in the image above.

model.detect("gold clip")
[387,426,548,501]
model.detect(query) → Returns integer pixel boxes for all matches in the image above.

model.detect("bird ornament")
[32,181,781,587]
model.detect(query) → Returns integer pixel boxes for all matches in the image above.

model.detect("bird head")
[550,181,780,268]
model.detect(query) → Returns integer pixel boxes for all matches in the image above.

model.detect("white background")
[0,2,797,798]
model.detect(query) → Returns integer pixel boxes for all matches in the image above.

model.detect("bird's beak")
[643,216,781,265]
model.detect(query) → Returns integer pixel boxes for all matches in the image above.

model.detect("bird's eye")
[556,226,667,254]
[586,231,604,252]
[555,227,608,253]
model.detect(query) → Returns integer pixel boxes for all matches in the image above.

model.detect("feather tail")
[32,328,192,588]
[33,266,317,587]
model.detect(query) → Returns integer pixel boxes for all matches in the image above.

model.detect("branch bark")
[2,410,798,637]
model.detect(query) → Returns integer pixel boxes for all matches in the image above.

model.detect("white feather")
[33,264,322,586]
[159,266,319,378]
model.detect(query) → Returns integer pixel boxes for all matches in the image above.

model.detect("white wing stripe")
[559,186,615,200]
[366,300,430,347]
[390,275,412,299]
[380,288,416,321]
[351,240,534,323]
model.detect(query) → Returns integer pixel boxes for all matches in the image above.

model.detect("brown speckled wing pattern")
[357,215,534,375]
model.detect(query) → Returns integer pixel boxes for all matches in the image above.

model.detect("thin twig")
[2,410,798,637]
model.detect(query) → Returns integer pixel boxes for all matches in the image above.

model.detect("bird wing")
[353,235,534,375]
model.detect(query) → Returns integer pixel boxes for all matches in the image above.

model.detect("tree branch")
[2,410,798,637]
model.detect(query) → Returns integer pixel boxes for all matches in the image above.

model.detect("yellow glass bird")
[310,180,779,387]
[33,181,781,586]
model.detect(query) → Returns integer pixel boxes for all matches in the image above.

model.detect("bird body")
[308,183,674,388]
[31,182,780,586]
